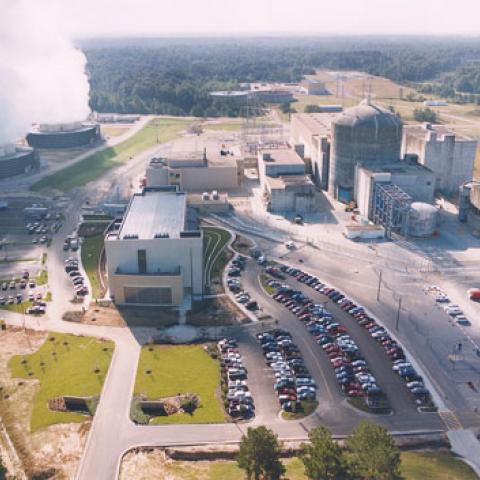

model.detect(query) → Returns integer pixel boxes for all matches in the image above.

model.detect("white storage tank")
[408,202,437,237]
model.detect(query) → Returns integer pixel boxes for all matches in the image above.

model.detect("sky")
[59,0,480,37]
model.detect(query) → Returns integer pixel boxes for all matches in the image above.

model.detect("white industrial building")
[105,187,203,307]
[354,159,435,220]
[402,124,477,195]
[258,147,316,213]
[300,78,328,95]
[145,148,243,192]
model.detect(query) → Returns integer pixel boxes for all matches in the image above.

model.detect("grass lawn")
[121,452,477,480]
[202,227,232,285]
[0,301,33,313]
[133,344,224,424]
[8,333,114,432]
[36,270,48,286]
[401,451,478,480]
[260,273,276,295]
[102,126,131,137]
[81,234,105,299]
[203,121,243,131]
[31,117,190,192]
[281,400,318,420]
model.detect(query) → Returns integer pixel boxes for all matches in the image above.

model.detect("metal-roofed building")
[105,187,203,307]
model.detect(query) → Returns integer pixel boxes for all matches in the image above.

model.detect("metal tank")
[329,100,403,201]
[408,202,437,237]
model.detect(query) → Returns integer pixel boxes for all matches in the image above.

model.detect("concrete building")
[105,187,203,307]
[258,147,316,213]
[402,124,477,195]
[290,112,341,190]
[330,100,403,202]
[145,148,243,192]
[355,158,435,220]
[300,78,328,95]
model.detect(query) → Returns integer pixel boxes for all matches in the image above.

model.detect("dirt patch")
[187,297,247,326]
[232,234,254,255]
[0,327,90,479]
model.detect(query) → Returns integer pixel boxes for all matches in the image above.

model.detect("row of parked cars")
[228,255,259,311]
[218,337,254,420]
[257,328,317,413]
[432,287,471,326]
[280,265,432,407]
[1,271,36,291]
[227,255,247,278]
[267,277,385,406]
[65,258,88,297]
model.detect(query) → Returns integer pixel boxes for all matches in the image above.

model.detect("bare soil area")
[187,297,248,326]
[0,327,89,479]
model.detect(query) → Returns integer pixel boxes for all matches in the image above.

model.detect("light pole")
[395,296,402,330]
[376,270,383,302]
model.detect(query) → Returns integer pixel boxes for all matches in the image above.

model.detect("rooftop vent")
[154,233,170,238]
[123,234,139,239]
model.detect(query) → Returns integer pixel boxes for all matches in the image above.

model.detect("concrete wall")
[108,272,184,306]
[105,235,203,300]
[180,165,239,191]
[146,164,239,191]
[403,131,477,194]
[267,184,315,213]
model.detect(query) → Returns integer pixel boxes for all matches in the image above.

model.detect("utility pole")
[395,296,402,330]
[376,270,383,302]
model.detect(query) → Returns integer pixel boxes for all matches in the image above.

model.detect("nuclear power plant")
[291,98,478,238]
[329,100,403,200]
[0,143,39,179]
[26,121,100,149]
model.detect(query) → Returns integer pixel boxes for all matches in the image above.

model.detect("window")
[124,286,173,305]
[137,249,147,274]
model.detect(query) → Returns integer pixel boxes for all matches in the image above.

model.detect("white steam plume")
[0,0,90,144]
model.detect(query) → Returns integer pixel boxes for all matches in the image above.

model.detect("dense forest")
[81,37,480,116]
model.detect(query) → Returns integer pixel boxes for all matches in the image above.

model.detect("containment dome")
[329,100,403,202]
[408,202,437,237]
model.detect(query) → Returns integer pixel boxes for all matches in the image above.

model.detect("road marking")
[299,422,310,434]
[439,411,463,430]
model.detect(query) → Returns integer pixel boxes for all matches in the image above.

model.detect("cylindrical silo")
[408,202,437,237]
[329,100,403,202]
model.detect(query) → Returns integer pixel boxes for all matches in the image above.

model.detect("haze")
[63,0,480,37]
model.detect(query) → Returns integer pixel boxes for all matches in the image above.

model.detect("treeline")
[81,37,480,116]
[418,63,480,103]
[237,421,402,480]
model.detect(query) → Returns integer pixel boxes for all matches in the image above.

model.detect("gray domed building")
[329,100,403,201]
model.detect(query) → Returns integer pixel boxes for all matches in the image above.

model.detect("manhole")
[21,359,27,365]
[94,368,100,374]
[146,369,152,375]
[49,337,55,342]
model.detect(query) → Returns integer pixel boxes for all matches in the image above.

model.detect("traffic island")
[131,344,225,424]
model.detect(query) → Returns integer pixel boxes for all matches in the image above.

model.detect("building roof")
[404,124,474,142]
[260,148,304,166]
[266,174,314,189]
[118,188,187,240]
[291,112,341,136]
[357,160,434,176]
[334,100,402,129]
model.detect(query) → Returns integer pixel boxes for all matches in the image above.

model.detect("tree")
[413,107,437,123]
[237,426,285,480]
[300,426,349,480]
[346,421,402,480]
[304,104,322,113]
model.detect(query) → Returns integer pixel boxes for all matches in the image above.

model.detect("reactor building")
[0,144,39,179]
[329,99,403,202]
[26,121,101,149]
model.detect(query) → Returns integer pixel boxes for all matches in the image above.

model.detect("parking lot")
[236,256,445,433]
